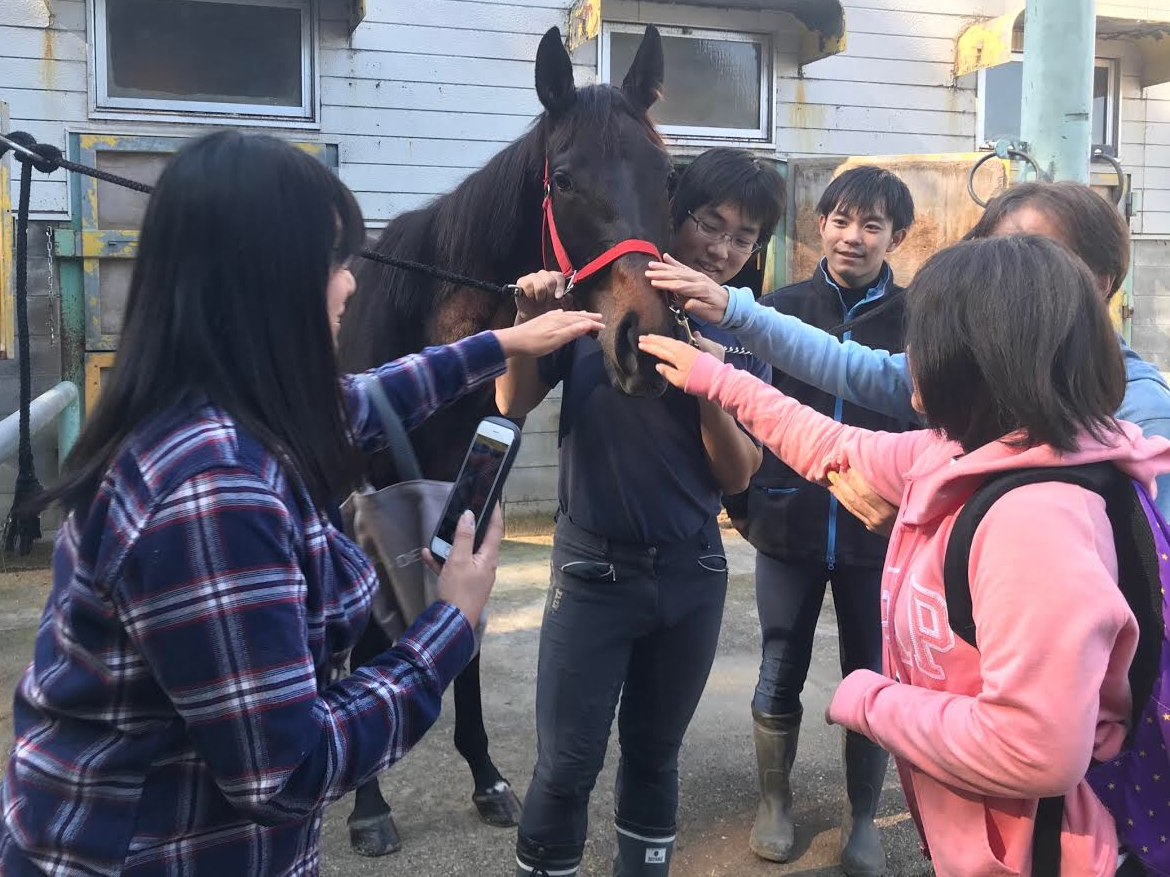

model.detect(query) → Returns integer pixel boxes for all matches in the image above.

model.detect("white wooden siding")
[5,0,1170,521]
[6,0,1169,230]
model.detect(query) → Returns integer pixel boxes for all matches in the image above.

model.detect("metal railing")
[0,381,79,470]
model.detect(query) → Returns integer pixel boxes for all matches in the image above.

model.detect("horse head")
[536,26,676,398]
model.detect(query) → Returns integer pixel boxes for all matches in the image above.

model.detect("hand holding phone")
[430,417,522,562]
[423,506,503,628]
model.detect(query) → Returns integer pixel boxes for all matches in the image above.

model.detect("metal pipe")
[1019,0,1095,183]
[0,381,80,471]
[0,133,40,165]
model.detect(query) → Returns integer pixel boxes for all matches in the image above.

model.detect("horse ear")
[622,25,664,113]
[535,27,576,116]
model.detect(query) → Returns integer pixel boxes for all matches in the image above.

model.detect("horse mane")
[340,84,662,369]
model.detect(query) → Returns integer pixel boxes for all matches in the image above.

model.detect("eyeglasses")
[687,211,761,255]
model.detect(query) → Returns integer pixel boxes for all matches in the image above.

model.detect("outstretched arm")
[647,257,919,422]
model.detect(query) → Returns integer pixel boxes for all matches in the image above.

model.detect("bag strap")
[942,462,1119,650]
[360,376,423,482]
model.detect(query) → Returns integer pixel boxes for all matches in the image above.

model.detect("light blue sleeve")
[1115,365,1170,520]
[720,286,922,424]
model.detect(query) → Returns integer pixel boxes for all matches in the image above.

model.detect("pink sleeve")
[686,353,930,503]
[828,484,1136,798]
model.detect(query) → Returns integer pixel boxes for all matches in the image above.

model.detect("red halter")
[542,160,661,291]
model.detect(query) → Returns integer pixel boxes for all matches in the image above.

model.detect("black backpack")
[943,462,1166,877]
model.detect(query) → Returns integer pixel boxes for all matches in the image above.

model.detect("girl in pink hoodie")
[640,235,1170,877]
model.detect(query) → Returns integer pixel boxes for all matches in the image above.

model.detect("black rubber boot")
[840,730,888,877]
[515,835,581,877]
[613,825,675,875]
[748,708,801,862]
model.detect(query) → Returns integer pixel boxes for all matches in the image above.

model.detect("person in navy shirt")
[497,148,781,876]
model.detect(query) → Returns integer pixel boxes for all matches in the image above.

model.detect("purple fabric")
[1087,482,1170,877]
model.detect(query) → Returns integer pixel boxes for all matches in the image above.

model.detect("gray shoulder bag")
[341,376,486,649]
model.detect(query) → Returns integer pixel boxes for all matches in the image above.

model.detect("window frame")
[976,54,1121,156]
[599,21,773,144]
[89,0,319,128]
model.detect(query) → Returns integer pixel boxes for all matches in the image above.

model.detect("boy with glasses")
[651,165,916,876]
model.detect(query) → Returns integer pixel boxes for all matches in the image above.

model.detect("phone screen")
[434,431,511,548]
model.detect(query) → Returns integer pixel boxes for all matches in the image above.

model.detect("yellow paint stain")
[955,7,1022,77]
[566,0,601,52]
[80,231,139,258]
[79,135,124,150]
[296,142,325,157]
[786,102,826,130]
[85,353,117,413]
[85,184,99,225]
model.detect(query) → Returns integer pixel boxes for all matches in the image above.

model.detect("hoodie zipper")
[825,264,889,571]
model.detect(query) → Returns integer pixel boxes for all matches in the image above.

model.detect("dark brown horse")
[335,25,676,856]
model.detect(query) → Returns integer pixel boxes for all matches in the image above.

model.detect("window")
[92,0,315,123]
[600,23,772,143]
[979,56,1119,154]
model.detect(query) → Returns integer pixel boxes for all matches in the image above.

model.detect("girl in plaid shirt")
[0,132,601,877]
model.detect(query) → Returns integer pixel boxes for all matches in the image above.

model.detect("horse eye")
[552,171,573,193]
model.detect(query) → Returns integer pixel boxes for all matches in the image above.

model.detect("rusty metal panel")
[566,0,846,64]
[567,0,602,52]
[955,6,1021,78]
[786,154,1009,287]
[956,7,1170,88]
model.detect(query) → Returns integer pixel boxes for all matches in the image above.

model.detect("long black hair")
[43,131,366,513]
[907,235,1125,454]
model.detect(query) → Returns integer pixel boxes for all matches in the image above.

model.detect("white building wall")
[3,0,1170,519]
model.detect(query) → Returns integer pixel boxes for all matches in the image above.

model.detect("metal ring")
[967,149,1046,208]
[1091,149,1128,209]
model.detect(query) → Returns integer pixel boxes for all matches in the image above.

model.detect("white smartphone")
[429,417,522,563]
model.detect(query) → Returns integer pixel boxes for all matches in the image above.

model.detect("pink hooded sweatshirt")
[685,353,1170,877]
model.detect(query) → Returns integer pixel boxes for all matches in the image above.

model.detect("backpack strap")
[942,462,1118,650]
[942,461,1167,877]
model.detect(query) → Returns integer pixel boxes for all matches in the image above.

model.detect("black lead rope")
[0,130,526,556]
[357,249,519,297]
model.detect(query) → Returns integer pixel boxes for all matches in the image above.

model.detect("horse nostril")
[625,316,642,350]
[614,312,641,369]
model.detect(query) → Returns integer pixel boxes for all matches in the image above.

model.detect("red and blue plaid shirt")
[0,333,506,877]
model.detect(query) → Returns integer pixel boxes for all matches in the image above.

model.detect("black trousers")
[516,516,728,865]
[752,552,883,716]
